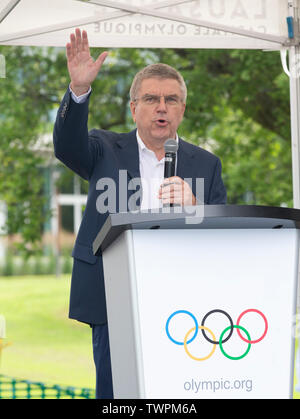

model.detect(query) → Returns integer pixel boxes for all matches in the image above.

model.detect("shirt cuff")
[69,84,92,103]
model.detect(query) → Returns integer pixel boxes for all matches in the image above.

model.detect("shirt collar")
[136,130,179,153]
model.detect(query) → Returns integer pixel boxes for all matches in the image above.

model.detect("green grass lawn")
[1,275,300,399]
[0,275,95,390]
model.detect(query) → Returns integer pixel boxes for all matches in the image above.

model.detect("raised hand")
[66,28,108,96]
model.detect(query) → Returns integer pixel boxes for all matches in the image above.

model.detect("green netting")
[0,374,95,399]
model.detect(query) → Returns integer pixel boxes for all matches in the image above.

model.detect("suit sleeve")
[207,158,227,204]
[53,89,101,180]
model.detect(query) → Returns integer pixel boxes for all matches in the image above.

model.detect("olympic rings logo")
[165,309,268,361]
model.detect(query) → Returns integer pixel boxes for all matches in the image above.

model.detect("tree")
[0,46,53,255]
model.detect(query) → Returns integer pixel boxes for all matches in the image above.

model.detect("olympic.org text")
[184,378,253,394]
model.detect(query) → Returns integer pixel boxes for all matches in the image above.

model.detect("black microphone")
[163,139,179,207]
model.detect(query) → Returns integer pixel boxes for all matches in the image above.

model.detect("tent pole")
[287,1,300,208]
[287,0,300,396]
[290,47,300,391]
[0,0,20,24]
[289,45,300,209]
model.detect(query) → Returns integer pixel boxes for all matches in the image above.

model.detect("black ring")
[201,309,234,345]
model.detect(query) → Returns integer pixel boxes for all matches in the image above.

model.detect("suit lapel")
[115,129,141,210]
[115,129,141,180]
[176,137,196,179]
[115,132,196,180]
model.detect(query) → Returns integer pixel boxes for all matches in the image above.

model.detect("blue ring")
[165,310,198,346]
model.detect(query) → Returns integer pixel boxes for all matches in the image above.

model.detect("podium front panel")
[102,228,299,399]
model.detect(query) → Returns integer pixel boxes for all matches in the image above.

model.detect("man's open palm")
[66,28,108,95]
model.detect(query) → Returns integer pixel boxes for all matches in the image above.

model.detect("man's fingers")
[95,51,109,70]
[67,28,108,89]
[66,43,73,60]
[75,28,82,52]
[160,181,183,194]
[69,33,77,58]
[160,184,180,194]
[161,176,182,188]
[82,29,89,52]
[165,176,182,183]
[161,194,183,205]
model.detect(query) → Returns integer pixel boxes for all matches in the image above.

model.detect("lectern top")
[93,205,300,255]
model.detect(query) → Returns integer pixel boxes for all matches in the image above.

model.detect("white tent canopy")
[0,0,300,208]
[0,0,290,49]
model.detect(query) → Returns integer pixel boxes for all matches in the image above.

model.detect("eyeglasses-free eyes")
[133,94,183,106]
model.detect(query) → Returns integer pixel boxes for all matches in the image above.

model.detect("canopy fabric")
[0,0,289,49]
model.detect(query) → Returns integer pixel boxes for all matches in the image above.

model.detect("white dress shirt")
[70,86,178,210]
[136,131,178,210]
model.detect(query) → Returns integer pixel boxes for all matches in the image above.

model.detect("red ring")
[236,309,268,344]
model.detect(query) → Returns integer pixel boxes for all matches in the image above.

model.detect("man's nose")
[156,96,167,111]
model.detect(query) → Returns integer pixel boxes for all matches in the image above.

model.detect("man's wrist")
[70,83,91,97]
[69,84,91,104]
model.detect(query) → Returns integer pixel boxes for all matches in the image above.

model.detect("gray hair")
[129,63,187,102]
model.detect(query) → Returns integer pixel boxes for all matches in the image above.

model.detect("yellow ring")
[184,325,217,361]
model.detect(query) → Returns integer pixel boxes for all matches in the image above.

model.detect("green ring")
[219,325,251,360]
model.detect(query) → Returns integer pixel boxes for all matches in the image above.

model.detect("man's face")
[130,77,186,145]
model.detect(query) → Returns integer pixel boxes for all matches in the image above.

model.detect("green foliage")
[0,46,58,255]
[210,104,292,205]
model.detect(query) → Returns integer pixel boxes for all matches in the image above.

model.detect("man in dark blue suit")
[53,28,226,399]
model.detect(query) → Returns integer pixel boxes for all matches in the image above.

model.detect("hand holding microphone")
[159,139,196,207]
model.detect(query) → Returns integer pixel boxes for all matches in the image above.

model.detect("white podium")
[93,205,300,399]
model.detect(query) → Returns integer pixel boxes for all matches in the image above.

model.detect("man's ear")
[181,102,186,119]
[130,101,136,123]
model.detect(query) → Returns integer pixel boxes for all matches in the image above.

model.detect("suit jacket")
[53,89,227,325]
